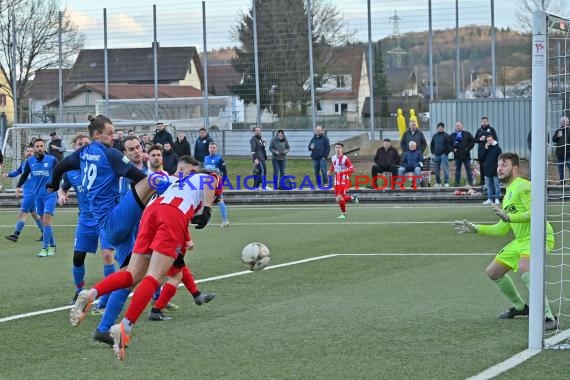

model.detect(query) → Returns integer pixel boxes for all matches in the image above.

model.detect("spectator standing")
[250,126,269,190]
[48,131,66,161]
[269,129,290,189]
[400,120,427,153]
[308,125,330,186]
[174,132,192,158]
[480,134,502,205]
[552,116,570,184]
[194,127,213,163]
[430,122,451,187]
[162,142,179,175]
[449,121,475,186]
[474,116,498,185]
[152,122,174,147]
[371,138,400,185]
[112,131,124,153]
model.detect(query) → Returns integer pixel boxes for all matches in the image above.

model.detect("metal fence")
[0,0,506,134]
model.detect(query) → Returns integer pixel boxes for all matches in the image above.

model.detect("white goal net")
[530,11,570,350]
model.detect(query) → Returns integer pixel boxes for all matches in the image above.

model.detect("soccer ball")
[241,242,271,271]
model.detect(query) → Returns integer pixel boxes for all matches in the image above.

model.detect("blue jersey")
[203,154,227,177]
[65,141,133,222]
[23,154,58,198]
[63,170,93,219]
[119,165,149,199]
[8,160,34,196]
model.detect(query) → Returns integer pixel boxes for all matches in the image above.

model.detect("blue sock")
[49,233,56,247]
[72,265,85,292]
[219,202,228,222]
[97,288,131,333]
[43,225,52,249]
[14,220,25,235]
[97,264,117,308]
[35,219,44,233]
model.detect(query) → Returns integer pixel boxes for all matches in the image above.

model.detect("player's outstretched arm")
[46,152,81,191]
[453,220,478,234]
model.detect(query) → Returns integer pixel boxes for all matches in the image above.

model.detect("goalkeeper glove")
[191,206,211,229]
[493,205,511,222]
[453,219,477,234]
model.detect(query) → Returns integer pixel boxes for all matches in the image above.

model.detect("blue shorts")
[35,192,57,216]
[99,190,143,247]
[74,216,100,254]
[114,226,138,268]
[20,193,35,213]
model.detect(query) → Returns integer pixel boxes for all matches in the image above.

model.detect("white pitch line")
[0,253,338,324]
[466,328,570,380]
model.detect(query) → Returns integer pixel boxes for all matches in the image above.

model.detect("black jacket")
[250,135,268,162]
[194,134,213,162]
[430,131,451,156]
[162,150,179,175]
[374,146,400,167]
[308,134,330,160]
[449,130,475,161]
[474,125,498,157]
[400,129,427,153]
[153,129,174,147]
[479,142,502,176]
[174,137,191,158]
[553,127,570,159]
[48,138,65,161]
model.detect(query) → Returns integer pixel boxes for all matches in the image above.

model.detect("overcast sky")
[62,0,531,49]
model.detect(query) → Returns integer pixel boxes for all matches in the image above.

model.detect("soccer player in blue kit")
[57,134,116,308]
[48,115,156,338]
[16,138,58,257]
[4,144,44,242]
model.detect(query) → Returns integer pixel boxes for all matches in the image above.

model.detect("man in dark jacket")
[474,116,498,185]
[162,142,179,175]
[479,134,502,205]
[308,125,330,186]
[430,122,451,187]
[371,138,400,185]
[174,132,191,158]
[112,130,124,153]
[250,126,269,190]
[552,116,570,183]
[152,122,174,147]
[449,121,475,186]
[194,127,213,163]
[400,120,427,153]
[48,132,66,161]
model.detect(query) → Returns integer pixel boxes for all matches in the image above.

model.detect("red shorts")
[133,204,191,259]
[334,185,347,197]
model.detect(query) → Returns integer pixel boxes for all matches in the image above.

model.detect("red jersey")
[330,154,354,186]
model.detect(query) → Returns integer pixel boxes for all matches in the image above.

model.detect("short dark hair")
[33,138,45,145]
[199,127,207,132]
[335,142,344,147]
[123,135,140,146]
[277,129,284,134]
[437,122,445,128]
[179,155,200,166]
[498,152,519,167]
[87,115,113,137]
[147,144,163,155]
[481,116,488,120]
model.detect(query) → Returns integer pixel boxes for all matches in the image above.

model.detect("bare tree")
[0,0,83,121]
[516,0,566,30]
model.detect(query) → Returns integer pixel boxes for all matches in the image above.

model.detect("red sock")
[93,271,133,297]
[124,275,159,324]
[154,282,177,310]
[181,266,199,295]
[339,198,346,213]
[343,195,352,203]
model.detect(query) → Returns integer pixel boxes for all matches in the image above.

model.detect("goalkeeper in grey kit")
[453,152,558,330]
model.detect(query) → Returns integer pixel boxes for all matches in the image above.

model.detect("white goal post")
[530,10,570,350]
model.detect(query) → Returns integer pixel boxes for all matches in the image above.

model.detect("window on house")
[336,75,346,88]
[317,101,322,111]
[0,94,6,107]
[335,103,348,115]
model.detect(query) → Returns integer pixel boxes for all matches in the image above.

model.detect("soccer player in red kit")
[328,143,359,219]
[69,156,219,360]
